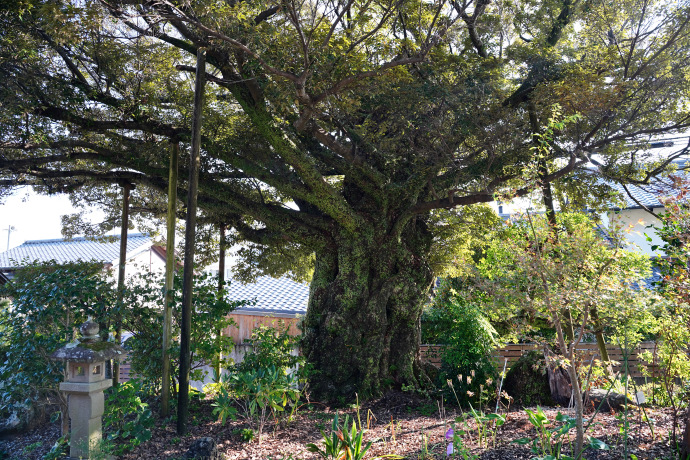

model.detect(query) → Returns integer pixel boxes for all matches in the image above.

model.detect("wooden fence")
[421,341,662,378]
[224,313,301,344]
[119,341,662,383]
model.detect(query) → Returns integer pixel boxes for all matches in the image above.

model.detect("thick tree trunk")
[302,220,434,402]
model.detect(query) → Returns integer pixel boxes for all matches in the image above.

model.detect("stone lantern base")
[60,379,112,459]
[51,319,126,460]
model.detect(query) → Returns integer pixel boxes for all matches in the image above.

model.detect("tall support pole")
[161,142,179,418]
[213,224,226,383]
[113,181,132,386]
[177,48,206,435]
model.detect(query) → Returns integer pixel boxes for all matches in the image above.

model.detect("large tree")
[1,0,689,400]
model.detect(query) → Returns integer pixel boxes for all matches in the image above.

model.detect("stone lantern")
[51,318,126,459]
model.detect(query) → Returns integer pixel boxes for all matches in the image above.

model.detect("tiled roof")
[228,276,309,316]
[607,182,664,210]
[603,159,690,210]
[0,234,153,269]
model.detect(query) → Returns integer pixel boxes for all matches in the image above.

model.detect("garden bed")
[0,391,677,459]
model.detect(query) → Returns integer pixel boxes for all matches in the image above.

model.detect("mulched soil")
[0,391,680,459]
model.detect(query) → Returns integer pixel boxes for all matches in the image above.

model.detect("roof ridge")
[23,233,149,245]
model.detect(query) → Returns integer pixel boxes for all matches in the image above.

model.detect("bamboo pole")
[161,142,179,417]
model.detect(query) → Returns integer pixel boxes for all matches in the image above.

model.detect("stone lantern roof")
[50,318,126,363]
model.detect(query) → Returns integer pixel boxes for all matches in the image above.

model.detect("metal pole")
[5,225,14,251]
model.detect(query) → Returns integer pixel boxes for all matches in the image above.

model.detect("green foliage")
[475,213,655,343]
[42,435,69,460]
[468,212,656,455]
[121,270,245,392]
[0,261,114,421]
[644,180,690,453]
[503,350,553,407]
[213,323,306,441]
[212,323,308,437]
[238,427,255,442]
[424,279,498,405]
[210,385,237,425]
[427,205,503,278]
[646,185,690,385]
[236,322,304,375]
[468,406,506,449]
[216,365,301,444]
[103,378,154,455]
[513,407,608,460]
[22,441,42,455]
[306,413,372,460]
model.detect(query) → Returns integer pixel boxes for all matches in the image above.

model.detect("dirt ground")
[0,392,680,459]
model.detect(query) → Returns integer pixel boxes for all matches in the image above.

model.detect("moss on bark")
[302,219,434,402]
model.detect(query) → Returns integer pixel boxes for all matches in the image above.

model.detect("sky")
[0,187,105,251]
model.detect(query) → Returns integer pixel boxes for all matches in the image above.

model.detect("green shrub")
[423,279,498,405]
[502,350,553,407]
[0,261,114,430]
[103,379,154,455]
[43,435,69,460]
[214,365,300,444]
[121,270,247,393]
[236,322,304,375]
[213,324,306,443]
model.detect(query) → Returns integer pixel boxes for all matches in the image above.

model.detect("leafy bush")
[645,184,690,455]
[306,413,372,460]
[513,406,608,459]
[502,350,553,407]
[121,270,246,394]
[423,279,498,405]
[42,435,69,460]
[0,262,114,431]
[213,324,306,443]
[236,322,304,375]
[103,379,154,455]
[214,365,300,444]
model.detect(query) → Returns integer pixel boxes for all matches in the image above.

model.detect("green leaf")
[513,437,532,445]
[586,436,609,450]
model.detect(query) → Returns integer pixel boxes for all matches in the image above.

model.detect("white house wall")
[607,208,665,257]
[128,248,167,273]
[106,247,167,283]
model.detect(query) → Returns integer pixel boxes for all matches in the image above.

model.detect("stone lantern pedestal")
[51,319,126,460]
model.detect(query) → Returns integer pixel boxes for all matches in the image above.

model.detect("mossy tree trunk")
[302,218,435,401]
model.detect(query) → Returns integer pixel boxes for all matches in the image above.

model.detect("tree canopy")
[1,0,689,400]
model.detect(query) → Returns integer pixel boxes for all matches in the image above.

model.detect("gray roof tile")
[229,276,309,315]
[0,234,152,269]
[607,182,664,209]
